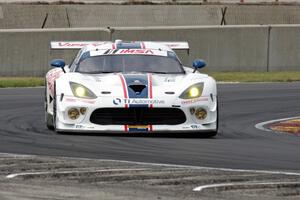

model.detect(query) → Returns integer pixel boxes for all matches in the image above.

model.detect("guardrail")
[0,25,299,76]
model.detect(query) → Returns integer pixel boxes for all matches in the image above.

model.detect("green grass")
[0,72,300,88]
[206,71,300,82]
[0,77,44,88]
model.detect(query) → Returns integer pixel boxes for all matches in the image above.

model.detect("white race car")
[45,40,218,136]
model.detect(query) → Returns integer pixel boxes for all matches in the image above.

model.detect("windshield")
[75,55,185,74]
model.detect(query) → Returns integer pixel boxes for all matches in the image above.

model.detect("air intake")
[129,84,146,95]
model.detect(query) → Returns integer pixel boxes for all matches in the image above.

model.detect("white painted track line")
[100,159,300,176]
[255,116,300,132]
[2,153,300,179]
[193,181,300,192]
[6,168,149,179]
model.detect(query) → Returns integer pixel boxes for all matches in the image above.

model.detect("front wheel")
[46,112,54,130]
[45,82,54,130]
[52,82,59,133]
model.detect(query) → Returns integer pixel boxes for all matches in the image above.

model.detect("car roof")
[82,40,174,53]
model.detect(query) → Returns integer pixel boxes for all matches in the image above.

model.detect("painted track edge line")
[193,181,300,192]
[1,153,300,178]
[6,168,149,179]
[255,116,300,132]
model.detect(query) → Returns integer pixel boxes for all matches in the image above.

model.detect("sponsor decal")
[57,42,105,48]
[167,44,180,47]
[65,98,76,102]
[119,49,154,54]
[74,124,95,129]
[65,97,96,104]
[181,97,209,105]
[182,126,191,130]
[113,98,165,105]
[125,99,164,105]
[191,124,202,129]
[89,49,167,57]
[113,98,122,105]
[46,69,64,96]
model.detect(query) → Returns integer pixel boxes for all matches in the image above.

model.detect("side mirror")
[51,59,66,73]
[192,59,206,73]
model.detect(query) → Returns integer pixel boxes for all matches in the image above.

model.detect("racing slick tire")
[45,81,54,130]
[52,82,61,134]
[46,113,54,130]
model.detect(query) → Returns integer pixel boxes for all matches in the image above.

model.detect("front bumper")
[55,95,217,133]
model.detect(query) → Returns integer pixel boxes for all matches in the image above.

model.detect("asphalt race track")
[0,83,300,171]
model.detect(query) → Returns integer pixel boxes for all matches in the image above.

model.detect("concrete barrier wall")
[0,5,222,28]
[269,25,300,71]
[0,28,110,76]
[1,4,300,29]
[0,25,299,76]
[225,5,300,25]
[0,5,69,28]
[67,5,222,27]
[112,26,269,71]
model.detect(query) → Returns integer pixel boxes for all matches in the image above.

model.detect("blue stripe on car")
[123,74,148,107]
[123,74,149,131]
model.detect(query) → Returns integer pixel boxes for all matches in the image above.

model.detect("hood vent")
[129,84,146,95]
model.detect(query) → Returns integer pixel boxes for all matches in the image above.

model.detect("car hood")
[64,72,210,98]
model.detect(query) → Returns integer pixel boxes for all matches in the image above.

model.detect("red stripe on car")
[148,73,153,108]
[119,74,129,131]
[148,73,153,131]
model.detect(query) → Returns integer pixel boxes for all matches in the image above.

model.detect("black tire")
[53,82,58,132]
[45,80,54,130]
[46,113,54,130]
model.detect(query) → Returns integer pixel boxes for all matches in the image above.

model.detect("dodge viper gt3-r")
[45,40,218,137]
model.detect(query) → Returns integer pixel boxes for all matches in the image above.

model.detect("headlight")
[70,82,97,99]
[179,83,204,99]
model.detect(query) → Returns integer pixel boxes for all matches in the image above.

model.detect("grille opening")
[128,84,146,94]
[90,108,186,125]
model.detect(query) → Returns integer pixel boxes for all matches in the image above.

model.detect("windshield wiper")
[140,71,184,74]
[139,71,168,74]
[99,71,122,73]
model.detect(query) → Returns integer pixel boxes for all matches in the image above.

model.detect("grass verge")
[0,72,300,88]
[206,71,300,82]
[0,77,44,88]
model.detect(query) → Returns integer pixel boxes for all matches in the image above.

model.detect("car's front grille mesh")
[90,108,186,125]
